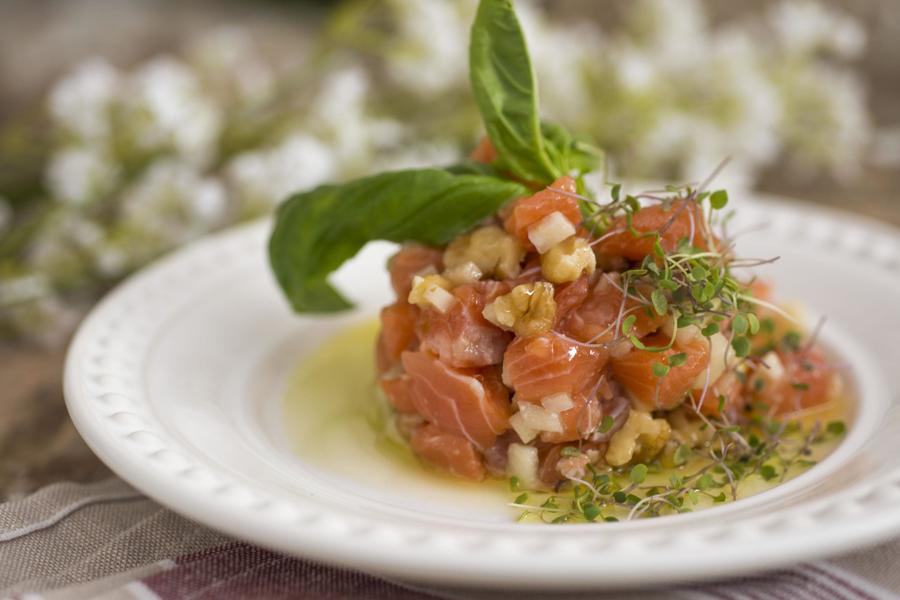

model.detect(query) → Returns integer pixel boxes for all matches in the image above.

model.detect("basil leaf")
[540,121,603,176]
[469,0,558,184]
[269,169,528,313]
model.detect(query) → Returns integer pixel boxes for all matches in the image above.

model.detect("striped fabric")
[0,479,896,600]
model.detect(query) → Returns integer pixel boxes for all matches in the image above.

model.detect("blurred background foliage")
[1,0,898,345]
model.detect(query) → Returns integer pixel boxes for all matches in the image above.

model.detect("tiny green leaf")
[653,239,665,258]
[760,464,778,481]
[673,444,691,466]
[731,336,751,357]
[732,314,748,335]
[702,323,720,338]
[709,189,729,210]
[668,352,688,367]
[747,312,760,335]
[598,415,615,433]
[629,463,648,484]
[582,503,602,521]
[827,421,846,436]
[652,362,670,377]
[610,183,621,201]
[651,289,668,316]
[783,331,802,352]
[696,473,715,490]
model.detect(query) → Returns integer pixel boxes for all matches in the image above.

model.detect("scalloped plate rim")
[64,196,900,590]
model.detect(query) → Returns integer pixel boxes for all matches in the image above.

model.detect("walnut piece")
[540,236,596,283]
[443,261,483,285]
[482,282,556,337]
[605,411,671,467]
[443,225,525,280]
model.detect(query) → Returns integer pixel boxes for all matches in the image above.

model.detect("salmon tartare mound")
[374,144,839,491]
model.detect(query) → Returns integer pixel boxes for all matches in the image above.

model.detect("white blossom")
[627,0,708,69]
[227,133,336,211]
[310,67,375,165]
[611,47,658,92]
[0,273,83,345]
[0,274,49,306]
[770,1,865,59]
[45,146,119,205]
[374,141,461,171]
[122,57,223,166]
[778,64,869,180]
[47,58,119,142]
[387,0,474,95]
[518,1,603,121]
[188,26,275,102]
[25,213,104,281]
[120,161,227,247]
[93,244,130,278]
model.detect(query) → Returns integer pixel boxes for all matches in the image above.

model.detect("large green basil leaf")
[269,169,528,312]
[469,0,559,185]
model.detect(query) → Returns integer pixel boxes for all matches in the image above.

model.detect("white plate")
[65,197,900,591]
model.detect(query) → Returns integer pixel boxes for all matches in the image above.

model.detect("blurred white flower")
[365,119,409,150]
[627,0,707,69]
[311,67,374,165]
[93,244,129,278]
[120,161,227,247]
[3,289,84,346]
[518,1,602,121]
[2,7,876,344]
[777,64,869,180]
[374,141,461,171]
[0,273,82,345]
[770,1,865,59]
[387,0,474,95]
[227,133,336,210]
[45,146,119,205]
[188,26,275,102]
[47,58,119,142]
[611,47,658,92]
[26,213,104,281]
[690,30,780,182]
[123,57,223,166]
[0,274,49,307]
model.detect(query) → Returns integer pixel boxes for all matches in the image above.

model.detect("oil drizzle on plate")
[282,320,514,519]
[282,320,850,521]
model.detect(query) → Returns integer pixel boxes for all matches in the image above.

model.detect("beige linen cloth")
[0,478,898,600]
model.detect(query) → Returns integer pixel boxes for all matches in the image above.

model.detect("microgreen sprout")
[509,169,846,524]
